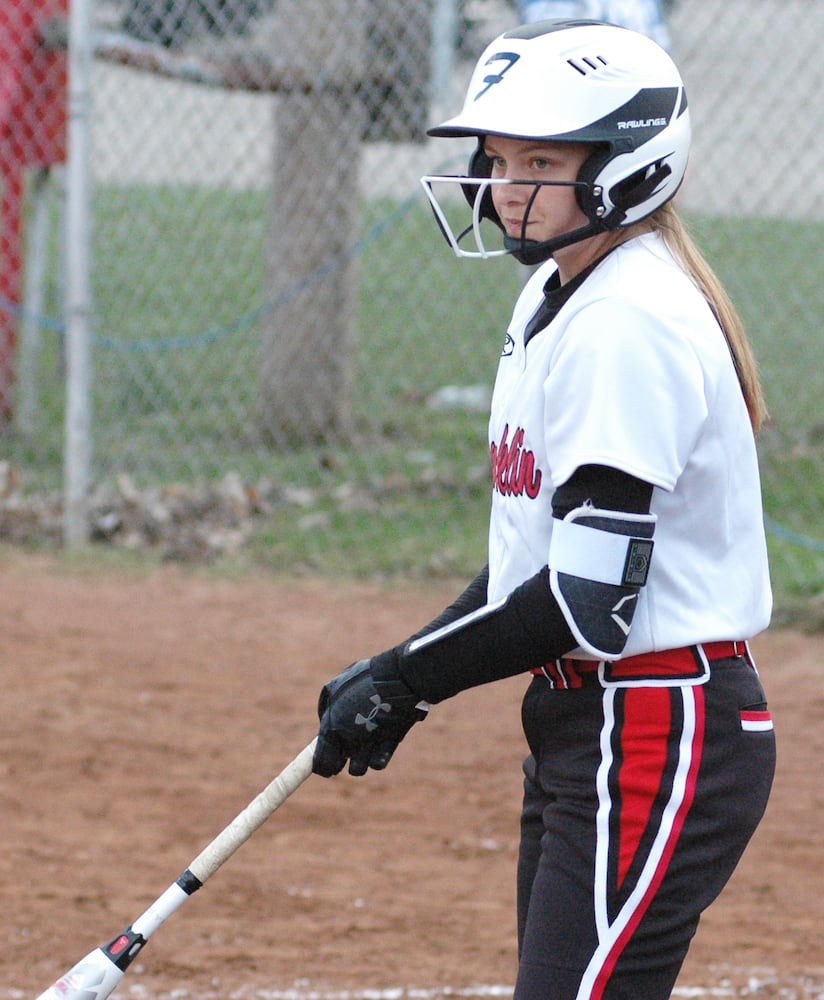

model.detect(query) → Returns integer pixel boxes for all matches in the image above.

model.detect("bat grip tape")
[187,738,317,884]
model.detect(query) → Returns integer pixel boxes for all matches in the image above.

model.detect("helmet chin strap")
[503,217,616,266]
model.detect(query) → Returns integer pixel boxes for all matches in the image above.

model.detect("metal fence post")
[63,0,93,547]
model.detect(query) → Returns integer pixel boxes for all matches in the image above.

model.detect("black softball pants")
[515,655,776,1000]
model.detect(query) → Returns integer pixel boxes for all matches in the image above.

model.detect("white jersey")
[487,232,771,655]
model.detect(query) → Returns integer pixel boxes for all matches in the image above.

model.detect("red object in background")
[0,0,68,421]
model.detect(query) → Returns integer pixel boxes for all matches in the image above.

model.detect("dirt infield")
[2,552,823,999]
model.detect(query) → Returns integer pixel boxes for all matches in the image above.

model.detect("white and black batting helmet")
[421,19,691,264]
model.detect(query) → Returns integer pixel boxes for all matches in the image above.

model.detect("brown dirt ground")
[2,551,823,999]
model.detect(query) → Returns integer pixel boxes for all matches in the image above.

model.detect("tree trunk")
[258,0,366,447]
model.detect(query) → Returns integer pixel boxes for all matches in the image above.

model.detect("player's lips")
[503,218,529,236]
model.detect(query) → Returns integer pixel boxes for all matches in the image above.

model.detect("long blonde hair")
[645,203,767,433]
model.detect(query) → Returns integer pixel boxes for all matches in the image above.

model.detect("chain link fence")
[1,0,822,602]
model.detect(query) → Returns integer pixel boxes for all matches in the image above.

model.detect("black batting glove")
[313,653,429,778]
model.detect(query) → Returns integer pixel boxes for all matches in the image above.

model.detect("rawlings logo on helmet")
[617,118,668,129]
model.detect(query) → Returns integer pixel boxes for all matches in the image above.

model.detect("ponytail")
[648,203,767,432]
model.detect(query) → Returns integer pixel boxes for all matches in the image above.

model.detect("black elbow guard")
[548,503,656,660]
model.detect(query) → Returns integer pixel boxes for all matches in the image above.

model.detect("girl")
[312,20,775,1000]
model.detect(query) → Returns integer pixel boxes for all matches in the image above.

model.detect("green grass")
[4,184,823,600]
[689,214,824,599]
[251,486,490,579]
[688,214,824,434]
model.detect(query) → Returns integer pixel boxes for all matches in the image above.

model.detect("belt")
[531,641,751,689]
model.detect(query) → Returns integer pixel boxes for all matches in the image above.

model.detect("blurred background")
[0,0,821,609]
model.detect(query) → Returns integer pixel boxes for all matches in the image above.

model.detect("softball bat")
[33,738,317,1000]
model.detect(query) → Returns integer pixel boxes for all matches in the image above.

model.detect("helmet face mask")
[423,19,691,264]
[420,173,592,261]
[420,172,605,264]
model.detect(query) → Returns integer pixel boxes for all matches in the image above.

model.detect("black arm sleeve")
[407,565,490,643]
[379,464,654,704]
[397,566,573,703]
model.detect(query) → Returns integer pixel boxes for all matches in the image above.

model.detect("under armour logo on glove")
[313,656,428,777]
[355,694,391,732]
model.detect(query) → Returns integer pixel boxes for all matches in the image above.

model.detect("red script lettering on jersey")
[490,424,542,498]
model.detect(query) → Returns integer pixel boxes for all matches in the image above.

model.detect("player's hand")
[313,655,429,778]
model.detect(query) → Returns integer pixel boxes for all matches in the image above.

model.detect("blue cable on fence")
[95,192,420,353]
[763,516,824,554]
[0,184,425,353]
[0,293,65,332]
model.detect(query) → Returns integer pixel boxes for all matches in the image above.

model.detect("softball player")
[312,20,776,1000]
